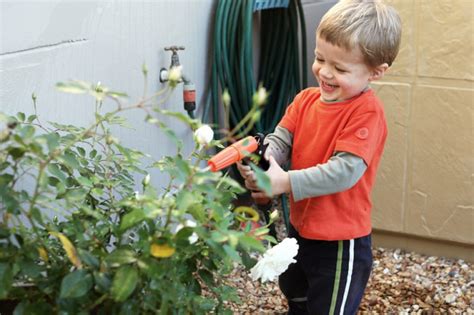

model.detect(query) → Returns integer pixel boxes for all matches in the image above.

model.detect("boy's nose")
[319,66,333,79]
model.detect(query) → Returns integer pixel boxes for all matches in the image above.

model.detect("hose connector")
[183,82,196,118]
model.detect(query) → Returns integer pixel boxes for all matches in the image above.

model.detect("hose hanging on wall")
[203,0,308,232]
[204,0,307,135]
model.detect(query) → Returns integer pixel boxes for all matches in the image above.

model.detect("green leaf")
[211,231,228,243]
[156,109,198,129]
[0,263,13,299]
[76,147,86,157]
[30,207,45,226]
[59,269,93,298]
[111,265,138,302]
[176,190,194,213]
[93,271,111,293]
[223,245,241,263]
[19,125,35,139]
[0,174,14,185]
[59,151,80,170]
[8,147,25,160]
[16,112,25,122]
[47,163,67,182]
[105,249,137,267]
[174,156,191,181]
[27,114,37,123]
[193,296,217,312]
[1,193,20,214]
[119,209,146,231]
[65,188,88,202]
[56,81,91,94]
[15,301,53,315]
[44,133,60,152]
[239,235,265,252]
[48,176,60,187]
[77,249,100,268]
[106,90,128,98]
[198,269,214,286]
[250,163,272,196]
[89,149,97,159]
[18,261,43,278]
[216,175,245,194]
[241,251,257,269]
[0,227,9,238]
[76,176,93,188]
[188,203,206,222]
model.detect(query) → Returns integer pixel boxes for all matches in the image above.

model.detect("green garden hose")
[203,0,308,231]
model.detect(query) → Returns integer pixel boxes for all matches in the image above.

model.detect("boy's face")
[312,37,378,102]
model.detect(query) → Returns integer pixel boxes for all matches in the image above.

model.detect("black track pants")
[279,225,372,315]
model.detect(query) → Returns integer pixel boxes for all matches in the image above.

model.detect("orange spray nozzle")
[208,136,258,172]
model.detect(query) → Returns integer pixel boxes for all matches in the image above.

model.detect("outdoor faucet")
[159,46,196,118]
[164,45,185,68]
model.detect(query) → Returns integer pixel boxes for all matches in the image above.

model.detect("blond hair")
[317,0,402,67]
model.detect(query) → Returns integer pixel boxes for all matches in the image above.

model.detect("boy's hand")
[236,161,254,181]
[236,162,261,192]
[251,156,291,199]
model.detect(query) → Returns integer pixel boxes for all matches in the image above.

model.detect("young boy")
[237,0,402,313]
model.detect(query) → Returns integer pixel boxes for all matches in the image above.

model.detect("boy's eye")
[316,57,324,63]
[335,67,346,73]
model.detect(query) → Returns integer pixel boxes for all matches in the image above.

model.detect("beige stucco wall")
[370,0,473,260]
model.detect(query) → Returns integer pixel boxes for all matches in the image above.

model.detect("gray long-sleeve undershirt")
[264,126,367,202]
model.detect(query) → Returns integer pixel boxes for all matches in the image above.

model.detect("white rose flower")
[254,86,268,107]
[194,125,214,146]
[250,237,299,283]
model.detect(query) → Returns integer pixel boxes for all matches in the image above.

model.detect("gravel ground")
[223,216,474,314]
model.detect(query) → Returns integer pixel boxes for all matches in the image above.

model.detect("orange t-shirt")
[279,87,387,240]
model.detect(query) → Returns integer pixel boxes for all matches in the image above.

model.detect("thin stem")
[142,69,148,100]
[88,293,108,311]
[32,94,45,129]
[222,101,261,142]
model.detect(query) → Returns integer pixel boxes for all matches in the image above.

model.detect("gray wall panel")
[0,0,215,188]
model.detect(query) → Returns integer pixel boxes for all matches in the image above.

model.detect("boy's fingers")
[236,162,252,177]
[237,162,251,172]
[251,191,270,199]
[237,164,257,180]
[244,178,258,190]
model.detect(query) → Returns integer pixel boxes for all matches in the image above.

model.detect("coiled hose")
[203,0,308,231]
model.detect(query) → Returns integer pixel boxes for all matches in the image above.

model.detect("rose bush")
[0,72,275,314]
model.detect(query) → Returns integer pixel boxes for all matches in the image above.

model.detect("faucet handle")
[164,46,185,53]
[164,46,185,67]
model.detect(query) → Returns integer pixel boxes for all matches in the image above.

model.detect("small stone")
[444,293,457,304]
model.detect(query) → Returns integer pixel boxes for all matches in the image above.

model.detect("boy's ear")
[369,63,389,81]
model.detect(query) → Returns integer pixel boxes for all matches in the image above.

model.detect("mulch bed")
[223,215,473,314]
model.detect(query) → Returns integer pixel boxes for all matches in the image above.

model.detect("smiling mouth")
[320,80,338,90]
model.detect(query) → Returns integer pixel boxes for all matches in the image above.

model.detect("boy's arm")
[264,125,292,166]
[288,152,367,202]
